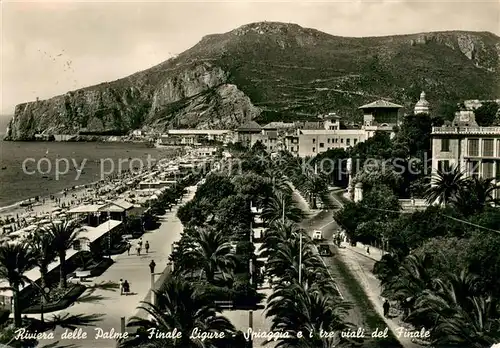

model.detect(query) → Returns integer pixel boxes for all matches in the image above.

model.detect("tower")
[414,91,430,114]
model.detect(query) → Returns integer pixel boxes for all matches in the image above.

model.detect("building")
[236,121,262,147]
[157,129,234,146]
[296,129,367,157]
[290,100,402,157]
[359,99,402,136]
[431,110,500,198]
[414,91,430,114]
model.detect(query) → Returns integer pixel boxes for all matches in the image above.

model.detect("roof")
[0,220,122,298]
[102,200,134,211]
[237,121,262,132]
[80,219,122,243]
[299,129,366,135]
[166,129,231,135]
[262,122,295,129]
[359,100,403,109]
[68,200,133,214]
[68,204,103,214]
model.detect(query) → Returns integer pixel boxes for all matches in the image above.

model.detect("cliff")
[5,22,500,140]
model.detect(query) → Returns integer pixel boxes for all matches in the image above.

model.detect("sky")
[1,0,499,115]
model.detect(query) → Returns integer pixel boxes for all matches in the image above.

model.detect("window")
[340,138,344,143]
[441,138,450,152]
[312,147,316,153]
[469,160,480,178]
[319,143,324,148]
[468,139,479,156]
[312,139,316,143]
[483,139,494,157]
[327,138,331,143]
[290,147,294,152]
[438,160,450,173]
[483,160,494,178]
[354,139,358,145]
[346,139,351,146]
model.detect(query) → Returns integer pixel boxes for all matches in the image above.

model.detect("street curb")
[345,246,380,262]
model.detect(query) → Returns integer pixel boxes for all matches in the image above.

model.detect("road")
[295,188,421,348]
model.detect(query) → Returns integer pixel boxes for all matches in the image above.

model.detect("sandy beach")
[0,170,150,233]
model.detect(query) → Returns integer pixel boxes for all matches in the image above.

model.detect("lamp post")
[40,286,50,323]
[298,233,302,284]
[248,201,254,348]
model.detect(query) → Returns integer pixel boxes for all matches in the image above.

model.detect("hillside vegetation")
[5,22,500,140]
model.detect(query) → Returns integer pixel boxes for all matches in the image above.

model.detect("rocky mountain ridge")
[5,22,500,140]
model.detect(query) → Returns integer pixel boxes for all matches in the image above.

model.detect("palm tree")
[261,192,303,224]
[424,166,468,205]
[455,176,499,213]
[122,277,239,348]
[0,243,37,327]
[261,220,302,252]
[183,228,236,283]
[28,230,57,291]
[266,281,353,348]
[382,253,434,313]
[265,236,334,291]
[409,269,481,327]
[263,169,292,196]
[303,172,328,209]
[42,219,81,289]
[431,295,500,347]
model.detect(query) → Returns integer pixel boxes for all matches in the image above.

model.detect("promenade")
[26,186,196,348]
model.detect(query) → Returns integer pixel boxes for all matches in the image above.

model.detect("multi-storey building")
[236,99,405,157]
[157,129,234,146]
[431,110,500,197]
[293,100,402,157]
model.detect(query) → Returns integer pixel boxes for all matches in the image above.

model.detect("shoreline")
[0,180,103,217]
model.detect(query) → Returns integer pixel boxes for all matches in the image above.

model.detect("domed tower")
[414,91,430,114]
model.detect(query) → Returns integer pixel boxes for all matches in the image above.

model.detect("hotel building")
[431,110,500,195]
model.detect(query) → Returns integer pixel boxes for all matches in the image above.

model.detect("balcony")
[432,127,500,135]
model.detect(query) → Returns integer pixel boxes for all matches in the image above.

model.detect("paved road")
[27,187,197,348]
[295,188,421,348]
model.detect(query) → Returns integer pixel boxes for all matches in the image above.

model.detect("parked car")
[312,230,323,240]
[318,244,333,256]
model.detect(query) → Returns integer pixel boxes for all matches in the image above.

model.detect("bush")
[22,284,86,314]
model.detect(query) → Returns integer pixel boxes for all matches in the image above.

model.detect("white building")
[287,100,403,157]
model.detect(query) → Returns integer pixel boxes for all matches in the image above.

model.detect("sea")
[0,139,179,208]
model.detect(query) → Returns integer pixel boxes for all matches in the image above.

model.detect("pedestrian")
[138,238,143,248]
[123,280,130,295]
[383,299,390,317]
[145,241,150,254]
[136,245,141,256]
[126,242,131,256]
[149,260,156,274]
[119,279,124,295]
[366,246,370,254]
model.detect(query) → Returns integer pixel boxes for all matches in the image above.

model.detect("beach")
[0,141,180,208]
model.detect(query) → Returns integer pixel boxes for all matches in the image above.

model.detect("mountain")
[5,22,500,140]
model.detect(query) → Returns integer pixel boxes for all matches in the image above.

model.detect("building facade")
[431,110,500,198]
[158,129,234,146]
